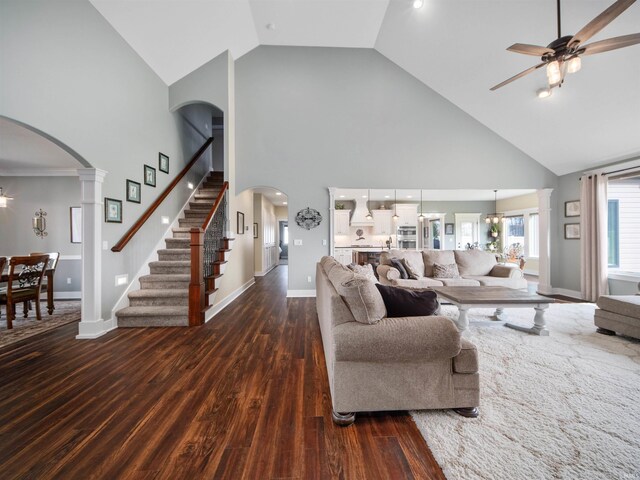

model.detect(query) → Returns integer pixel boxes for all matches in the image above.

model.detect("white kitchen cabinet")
[334,210,351,235]
[372,209,393,235]
[334,248,353,265]
[393,204,419,227]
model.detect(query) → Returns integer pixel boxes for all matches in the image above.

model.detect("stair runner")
[116,171,231,327]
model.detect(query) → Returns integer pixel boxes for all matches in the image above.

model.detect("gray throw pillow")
[401,258,421,280]
[433,263,461,278]
[337,277,386,324]
[389,258,409,279]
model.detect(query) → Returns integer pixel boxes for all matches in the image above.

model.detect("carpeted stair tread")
[128,289,187,298]
[116,306,189,327]
[165,238,190,248]
[117,306,188,316]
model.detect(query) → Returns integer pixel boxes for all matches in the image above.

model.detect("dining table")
[0,265,56,315]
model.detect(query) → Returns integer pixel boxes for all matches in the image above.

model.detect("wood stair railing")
[111,137,214,252]
[189,180,231,326]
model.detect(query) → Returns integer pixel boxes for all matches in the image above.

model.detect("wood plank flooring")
[0,266,445,479]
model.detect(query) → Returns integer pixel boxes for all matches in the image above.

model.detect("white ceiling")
[253,186,288,207]
[0,118,83,173]
[90,0,640,176]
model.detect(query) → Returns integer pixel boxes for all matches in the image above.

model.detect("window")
[505,215,525,249]
[529,214,539,258]
[607,176,640,273]
[283,224,289,245]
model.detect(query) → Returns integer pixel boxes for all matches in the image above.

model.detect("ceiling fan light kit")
[412,0,424,9]
[491,0,640,93]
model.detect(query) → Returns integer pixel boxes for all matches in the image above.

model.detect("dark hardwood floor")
[0,266,444,479]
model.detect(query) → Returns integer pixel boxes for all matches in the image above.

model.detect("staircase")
[116,171,232,327]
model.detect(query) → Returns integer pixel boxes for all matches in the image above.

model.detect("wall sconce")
[33,209,48,238]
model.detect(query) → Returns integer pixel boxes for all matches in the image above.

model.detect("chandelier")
[484,190,504,225]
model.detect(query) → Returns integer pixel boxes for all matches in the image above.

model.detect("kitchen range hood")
[349,197,374,227]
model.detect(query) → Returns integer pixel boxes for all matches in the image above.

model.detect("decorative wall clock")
[295,207,322,230]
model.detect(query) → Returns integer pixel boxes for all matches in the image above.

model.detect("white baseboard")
[76,317,117,339]
[205,278,256,322]
[254,264,277,277]
[287,289,316,298]
[551,288,584,300]
[54,291,81,300]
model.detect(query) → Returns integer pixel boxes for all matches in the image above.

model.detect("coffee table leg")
[456,306,469,332]
[493,308,506,321]
[505,305,550,336]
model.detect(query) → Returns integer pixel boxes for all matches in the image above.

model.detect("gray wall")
[0,0,214,318]
[235,46,557,290]
[551,173,582,293]
[0,176,82,293]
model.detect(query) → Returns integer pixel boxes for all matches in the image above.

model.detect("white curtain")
[580,174,609,302]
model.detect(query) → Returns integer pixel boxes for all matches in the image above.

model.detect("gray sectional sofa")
[377,249,527,290]
[594,288,640,339]
[316,256,480,425]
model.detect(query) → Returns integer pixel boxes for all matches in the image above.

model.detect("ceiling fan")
[490,0,640,92]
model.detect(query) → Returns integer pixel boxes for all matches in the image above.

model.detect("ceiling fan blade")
[490,63,546,91]
[507,43,555,56]
[581,33,640,55]
[569,0,636,47]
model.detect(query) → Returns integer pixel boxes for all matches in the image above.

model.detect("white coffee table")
[431,286,555,336]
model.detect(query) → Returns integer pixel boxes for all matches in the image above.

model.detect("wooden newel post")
[189,227,205,326]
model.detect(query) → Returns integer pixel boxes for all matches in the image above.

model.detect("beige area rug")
[0,300,80,349]
[411,303,640,480]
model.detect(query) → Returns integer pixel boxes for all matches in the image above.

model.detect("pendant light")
[392,190,399,221]
[418,190,425,222]
[365,189,372,220]
[484,190,503,224]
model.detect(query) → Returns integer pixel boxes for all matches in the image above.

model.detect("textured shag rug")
[412,303,640,480]
[0,300,80,349]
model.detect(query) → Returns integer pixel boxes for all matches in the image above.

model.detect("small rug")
[0,300,81,349]
[411,303,640,480]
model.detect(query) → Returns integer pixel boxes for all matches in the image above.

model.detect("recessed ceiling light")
[275,192,282,196]
[266,23,276,30]
[406,195,413,198]
[413,0,424,9]
[339,195,345,198]
[384,195,390,199]
[362,195,367,198]
[283,201,288,205]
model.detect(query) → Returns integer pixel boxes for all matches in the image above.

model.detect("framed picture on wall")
[564,223,580,239]
[159,152,170,174]
[105,198,122,223]
[253,222,258,238]
[445,223,455,235]
[565,200,580,217]
[126,179,141,203]
[237,211,245,234]
[70,206,82,243]
[144,165,156,187]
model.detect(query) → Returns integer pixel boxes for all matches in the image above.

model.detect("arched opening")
[0,116,91,341]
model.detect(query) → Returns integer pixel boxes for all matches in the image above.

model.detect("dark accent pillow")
[375,284,440,318]
[389,258,408,279]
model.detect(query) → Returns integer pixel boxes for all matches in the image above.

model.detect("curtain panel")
[580,174,608,302]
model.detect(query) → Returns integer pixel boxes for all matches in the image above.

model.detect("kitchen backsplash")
[334,225,395,248]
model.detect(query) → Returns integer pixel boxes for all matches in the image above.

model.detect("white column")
[76,168,114,339]
[536,188,553,295]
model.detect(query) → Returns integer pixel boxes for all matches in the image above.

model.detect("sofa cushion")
[596,295,640,318]
[454,250,497,276]
[347,263,378,283]
[375,284,440,318]
[335,277,386,325]
[390,278,444,288]
[433,263,461,278]
[462,275,527,289]
[422,250,456,277]
[389,258,409,279]
[438,278,482,287]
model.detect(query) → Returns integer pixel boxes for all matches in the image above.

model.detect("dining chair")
[30,252,60,315]
[0,254,49,329]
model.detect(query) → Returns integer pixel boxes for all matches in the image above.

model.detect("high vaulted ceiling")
[90,0,640,176]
